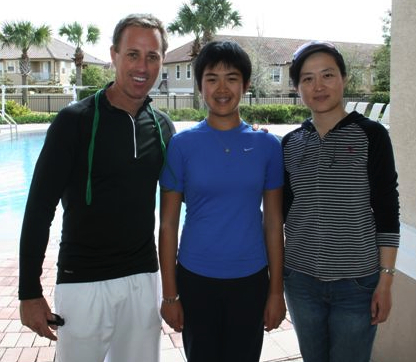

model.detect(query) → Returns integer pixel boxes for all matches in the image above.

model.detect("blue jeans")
[284,268,378,362]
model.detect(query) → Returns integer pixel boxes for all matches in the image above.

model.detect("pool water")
[0,132,47,247]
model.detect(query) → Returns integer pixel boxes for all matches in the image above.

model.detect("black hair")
[289,41,347,88]
[194,41,252,91]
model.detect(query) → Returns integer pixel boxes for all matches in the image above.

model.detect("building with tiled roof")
[0,38,107,86]
[160,35,381,95]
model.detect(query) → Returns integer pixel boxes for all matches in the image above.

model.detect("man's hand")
[20,297,58,341]
[252,123,269,133]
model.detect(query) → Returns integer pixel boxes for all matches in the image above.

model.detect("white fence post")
[1,85,5,117]
[72,85,77,102]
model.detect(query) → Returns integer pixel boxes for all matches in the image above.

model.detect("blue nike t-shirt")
[159,120,284,278]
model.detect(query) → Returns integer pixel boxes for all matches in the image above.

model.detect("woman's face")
[296,52,346,116]
[201,62,248,124]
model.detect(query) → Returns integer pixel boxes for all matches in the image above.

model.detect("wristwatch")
[380,267,396,276]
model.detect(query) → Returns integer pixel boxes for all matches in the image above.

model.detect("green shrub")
[4,100,31,117]
[79,88,100,100]
[370,92,390,104]
[161,108,207,122]
[160,104,309,124]
[240,104,310,124]
[14,112,56,124]
[288,105,312,123]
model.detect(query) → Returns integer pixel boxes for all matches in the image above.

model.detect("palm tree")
[168,0,242,108]
[0,21,52,105]
[59,22,100,92]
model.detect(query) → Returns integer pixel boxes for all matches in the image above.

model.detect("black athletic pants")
[177,263,269,362]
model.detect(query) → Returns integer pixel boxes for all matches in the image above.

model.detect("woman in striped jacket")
[282,41,400,362]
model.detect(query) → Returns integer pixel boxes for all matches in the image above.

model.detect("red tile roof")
[164,35,381,66]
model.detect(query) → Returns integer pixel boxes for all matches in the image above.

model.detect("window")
[176,64,181,79]
[270,66,282,83]
[42,61,51,73]
[6,61,16,73]
[61,62,72,75]
[161,67,168,80]
[0,62,3,76]
[186,63,192,79]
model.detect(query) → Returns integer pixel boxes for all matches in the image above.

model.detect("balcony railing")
[30,72,54,82]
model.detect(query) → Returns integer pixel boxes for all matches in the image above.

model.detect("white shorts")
[54,272,162,362]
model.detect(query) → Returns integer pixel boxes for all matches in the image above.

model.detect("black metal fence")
[151,93,373,109]
[3,94,74,113]
[2,93,373,113]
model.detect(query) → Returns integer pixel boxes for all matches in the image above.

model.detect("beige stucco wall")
[372,0,416,361]
[372,271,416,362]
[389,0,416,226]
[165,63,193,94]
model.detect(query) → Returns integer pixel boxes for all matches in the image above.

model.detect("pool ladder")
[0,111,18,135]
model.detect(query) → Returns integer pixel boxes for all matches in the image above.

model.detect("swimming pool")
[0,130,51,253]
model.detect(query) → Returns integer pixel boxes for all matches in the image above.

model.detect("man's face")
[111,26,163,105]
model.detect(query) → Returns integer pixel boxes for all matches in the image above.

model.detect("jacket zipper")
[128,114,138,158]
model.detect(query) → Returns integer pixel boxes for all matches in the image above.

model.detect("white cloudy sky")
[2,0,391,62]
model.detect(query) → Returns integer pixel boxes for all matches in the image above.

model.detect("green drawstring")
[86,89,103,205]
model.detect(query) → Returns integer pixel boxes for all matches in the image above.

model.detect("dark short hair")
[112,13,168,56]
[194,41,252,91]
[289,41,347,88]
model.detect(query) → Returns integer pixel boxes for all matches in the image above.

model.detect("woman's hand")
[263,293,286,332]
[161,300,184,333]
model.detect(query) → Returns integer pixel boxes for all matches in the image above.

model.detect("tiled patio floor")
[0,242,302,362]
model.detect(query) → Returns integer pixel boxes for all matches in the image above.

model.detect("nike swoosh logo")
[244,148,254,152]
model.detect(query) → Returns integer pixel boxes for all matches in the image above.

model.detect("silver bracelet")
[162,294,180,304]
[380,267,396,276]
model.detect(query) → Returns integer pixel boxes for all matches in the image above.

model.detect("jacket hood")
[300,111,368,132]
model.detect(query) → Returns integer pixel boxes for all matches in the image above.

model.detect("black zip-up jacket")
[19,87,175,300]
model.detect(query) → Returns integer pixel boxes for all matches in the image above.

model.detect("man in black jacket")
[19,13,175,362]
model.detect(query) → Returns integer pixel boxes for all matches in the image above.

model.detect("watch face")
[380,267,395,276]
